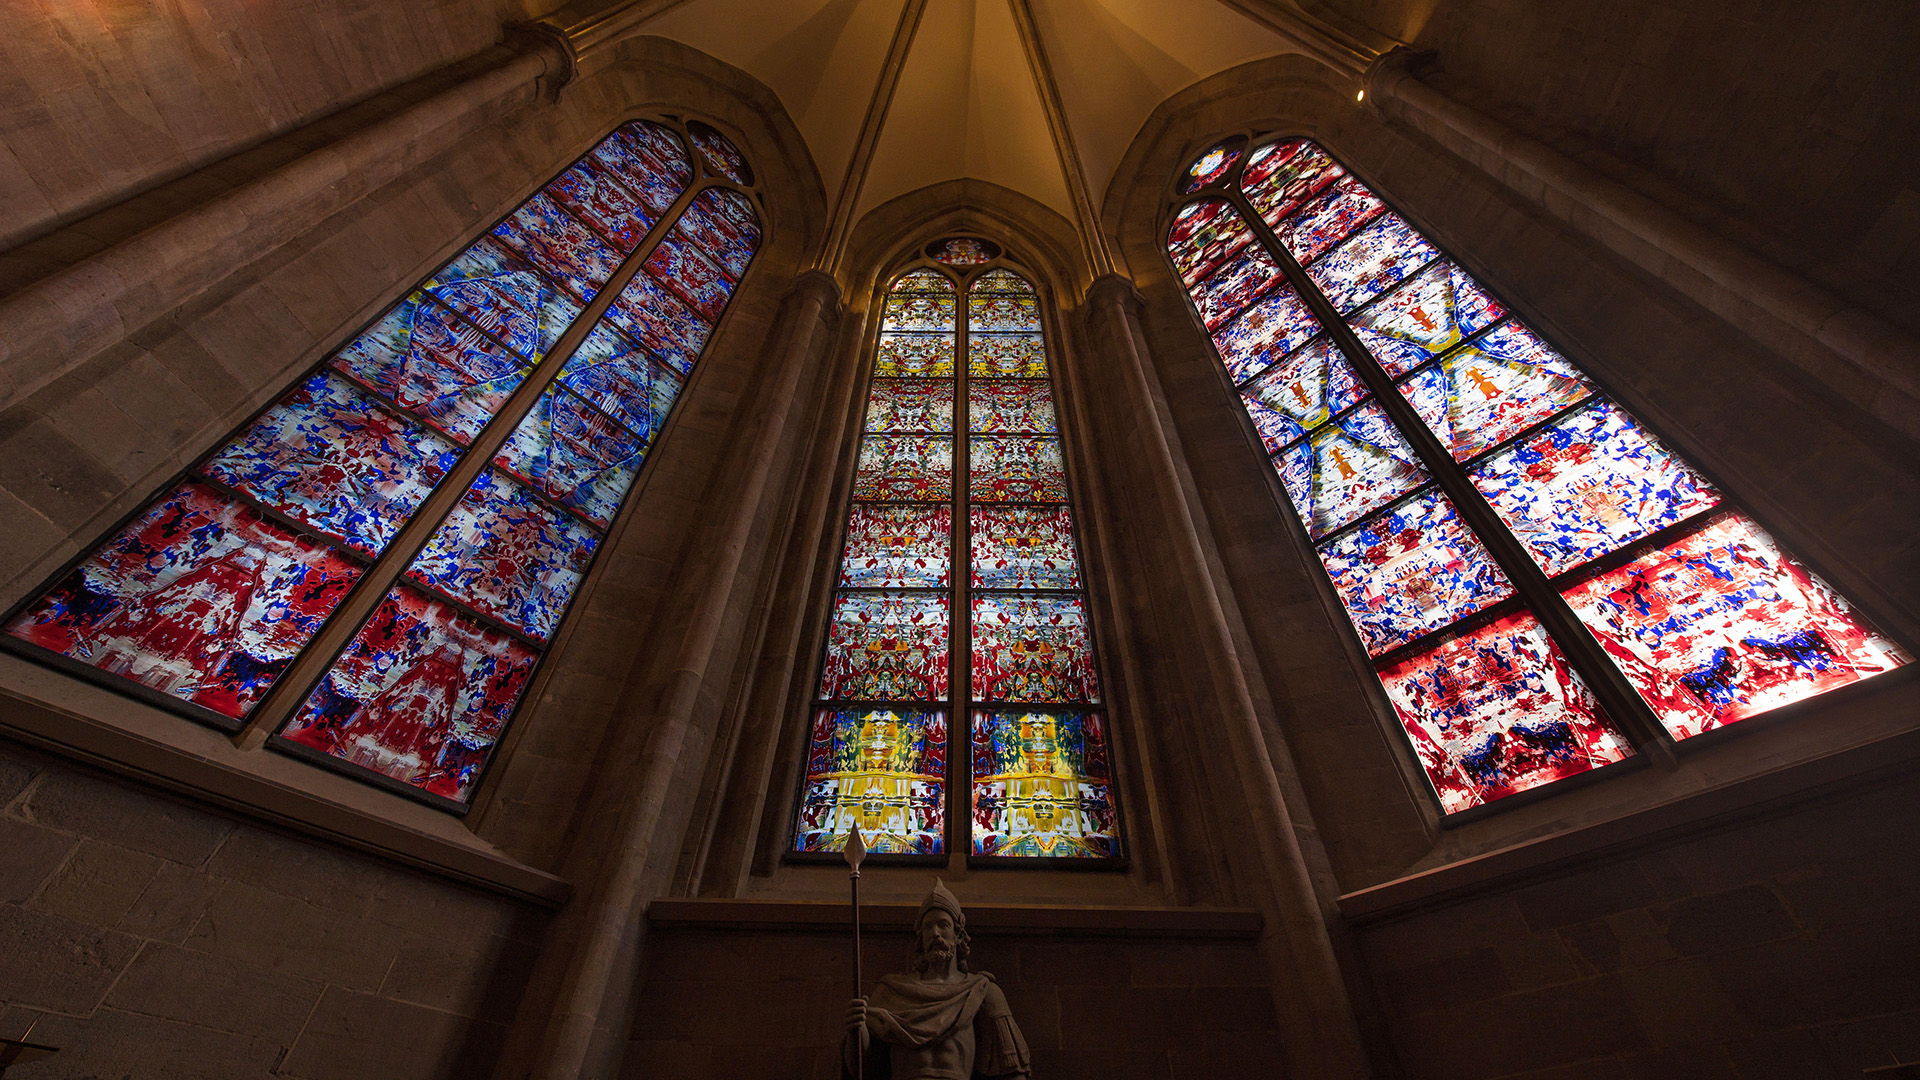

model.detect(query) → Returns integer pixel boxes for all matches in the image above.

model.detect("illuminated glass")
[7,120,759,808]
[1166,133,1906,813]
[1564,513,1909,740]
[794,708,947,855]
[794,260,1119,859]
[1182,136,1246,193]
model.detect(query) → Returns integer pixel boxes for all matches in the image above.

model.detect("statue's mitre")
[918,878,965,928]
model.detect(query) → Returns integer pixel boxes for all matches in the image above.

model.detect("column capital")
[785,269,845,316]
[1083,273,1144,315]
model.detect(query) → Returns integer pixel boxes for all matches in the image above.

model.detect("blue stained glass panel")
[1376,609,1631,814]
[423,238,582,363]
[605,271,712,378]
[1191,244,1288,331]
[1317,488,1513,655]
[495,385,646,529]
[331,293,531,444]
[970,436,1069,503]
[591,121,692,215]
[1239,338,1369,453]
[546,155,654,253]
[1306,213,1441,313]
[1213,284,1323,383]
[491,192,624,302]
[1274,173,1387,264]
[406,470,599,641]
[1471,399,1722,576]
[555,323,679,440]
[280,585,538,804]
[1349,260,1506,377]
[971,710,1119,858]
[794,707,946,855]
[673,188,761,280]
[1399,321,1595,461]
[1277,402,1427,539]
[203,371,460,557]
[643,232,733,320]
[5,481,364,721]
[970,505,1081,590]
[1183,137,1245,192]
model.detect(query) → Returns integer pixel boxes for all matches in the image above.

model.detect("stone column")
[1365,47,1920,443]
[497,269,842,1080]
[1079,273,1376,1079]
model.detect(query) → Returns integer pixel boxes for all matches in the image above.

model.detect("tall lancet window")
[4,118,763,810]
[1167,136,1908,815]
[792,238,1122,863]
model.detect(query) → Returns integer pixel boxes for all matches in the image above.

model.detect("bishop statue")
[843,881,1032,1079]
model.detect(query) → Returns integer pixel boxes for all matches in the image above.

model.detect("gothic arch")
[1100,52,1920,891]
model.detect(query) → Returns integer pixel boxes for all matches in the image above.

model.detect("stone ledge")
[648,898,1263,938]
[1339,718,1920,927]
[0,652,569,908]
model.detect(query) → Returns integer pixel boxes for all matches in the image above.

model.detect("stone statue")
[843,880,1032,1079]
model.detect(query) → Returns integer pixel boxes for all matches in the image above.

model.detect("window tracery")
[792,249,1122,862]
[1168,136,1908,814]
[4,118,763,810]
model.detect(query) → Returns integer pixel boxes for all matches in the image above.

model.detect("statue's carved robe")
[847,971,1032,1079]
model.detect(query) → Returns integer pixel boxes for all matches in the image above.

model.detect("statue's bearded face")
[916,910,958,968]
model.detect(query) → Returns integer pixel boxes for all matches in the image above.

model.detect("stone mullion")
[1226,189,1677,761]
[235,164,713,748]
[951,265,973,865]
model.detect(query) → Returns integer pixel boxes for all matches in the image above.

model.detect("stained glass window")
[793,243,1122,862]
[6,118,763,811]
[1168,136,1908,813]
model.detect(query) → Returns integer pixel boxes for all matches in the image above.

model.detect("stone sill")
[1337,719,1920,927]
[0,652,570,908]
[648,898,1263,939]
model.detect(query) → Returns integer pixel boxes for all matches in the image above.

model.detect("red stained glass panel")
[968,380,1056,434]
[546,155,654,253]
[1563,512,1909,740]
[6,482,362,721]
[644,232,733,320]
[1376,609,1632,814]
[1317,488,1513,656]
[1190,244,1288,332]
[971,593,1101,704]
[279,585,538,804]
[839,504,952,589]
[1167,198,1252,286]
[1241,139,1345,226]
[1349,259,1506,377]
[1273,173,1387,264]
[818,591,951,701]
[968,334,1046,379]
[970,436,1068,503]
[970,506,1082,590]
[866,379,955,433]
[490,193,624,303]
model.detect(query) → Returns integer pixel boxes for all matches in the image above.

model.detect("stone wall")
[0,740,546,1079]
[629,922,1281,1080]
[0,0,504,253]
[1353,770,1920,1078]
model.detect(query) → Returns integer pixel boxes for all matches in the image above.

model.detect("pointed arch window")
[791,240,1122,863]
[3,118,764,810]
[1168,136,1909,815]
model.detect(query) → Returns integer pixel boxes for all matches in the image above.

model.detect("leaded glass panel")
[1168,132,1906,814]
[819,591,952,702]
[971,710,1118,857]
[840,505,952,589]
[794,707,946,855]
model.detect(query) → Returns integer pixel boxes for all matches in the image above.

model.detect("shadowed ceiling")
[642,0,1295,226]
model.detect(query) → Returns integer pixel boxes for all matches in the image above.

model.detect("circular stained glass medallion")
[1182,136,1247,192]
[927,237,1002,266]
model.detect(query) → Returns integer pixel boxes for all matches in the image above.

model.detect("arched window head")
[4,118,764,810]
[791,245,1123,864]
[1168,136,1908,815]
